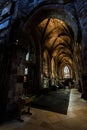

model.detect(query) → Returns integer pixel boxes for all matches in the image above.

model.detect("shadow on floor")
[31,88,71,115]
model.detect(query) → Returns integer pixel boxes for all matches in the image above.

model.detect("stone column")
[74,0,87,99]
[0,47,10,123]
[81,49,87,99]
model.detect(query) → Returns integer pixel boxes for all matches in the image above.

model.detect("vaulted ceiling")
[37,18,74,68]
[0,0,83,72]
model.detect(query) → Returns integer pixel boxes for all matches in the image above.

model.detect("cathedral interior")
[0,0,87,129]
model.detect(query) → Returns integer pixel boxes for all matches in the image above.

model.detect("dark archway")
[21,5,79,91]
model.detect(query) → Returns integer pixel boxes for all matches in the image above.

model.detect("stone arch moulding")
[60,63,74,79]
[23,4,78,42]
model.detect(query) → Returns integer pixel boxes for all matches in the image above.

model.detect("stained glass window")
[1,3,12,16]
[64,66,70,78]
[26,52,29,61]
[24,67,28,75]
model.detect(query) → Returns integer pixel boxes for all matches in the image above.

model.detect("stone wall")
[0,0,87,121]
[74,0,87,71]
[7,45,26,101]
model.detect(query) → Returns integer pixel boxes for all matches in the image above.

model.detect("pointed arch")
[63,65,70,78]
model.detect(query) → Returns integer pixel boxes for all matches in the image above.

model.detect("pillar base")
[81,73,87,100]
[81,93,87,100]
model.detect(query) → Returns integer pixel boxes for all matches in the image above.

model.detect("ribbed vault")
[22,3,82,85]
[38,18,74,76]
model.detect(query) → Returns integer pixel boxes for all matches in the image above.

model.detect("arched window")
[64,66,70,78]
[24,67,28,75]
[26,52,29,61]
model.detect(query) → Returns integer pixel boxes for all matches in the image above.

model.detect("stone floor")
[0,88,87,130]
